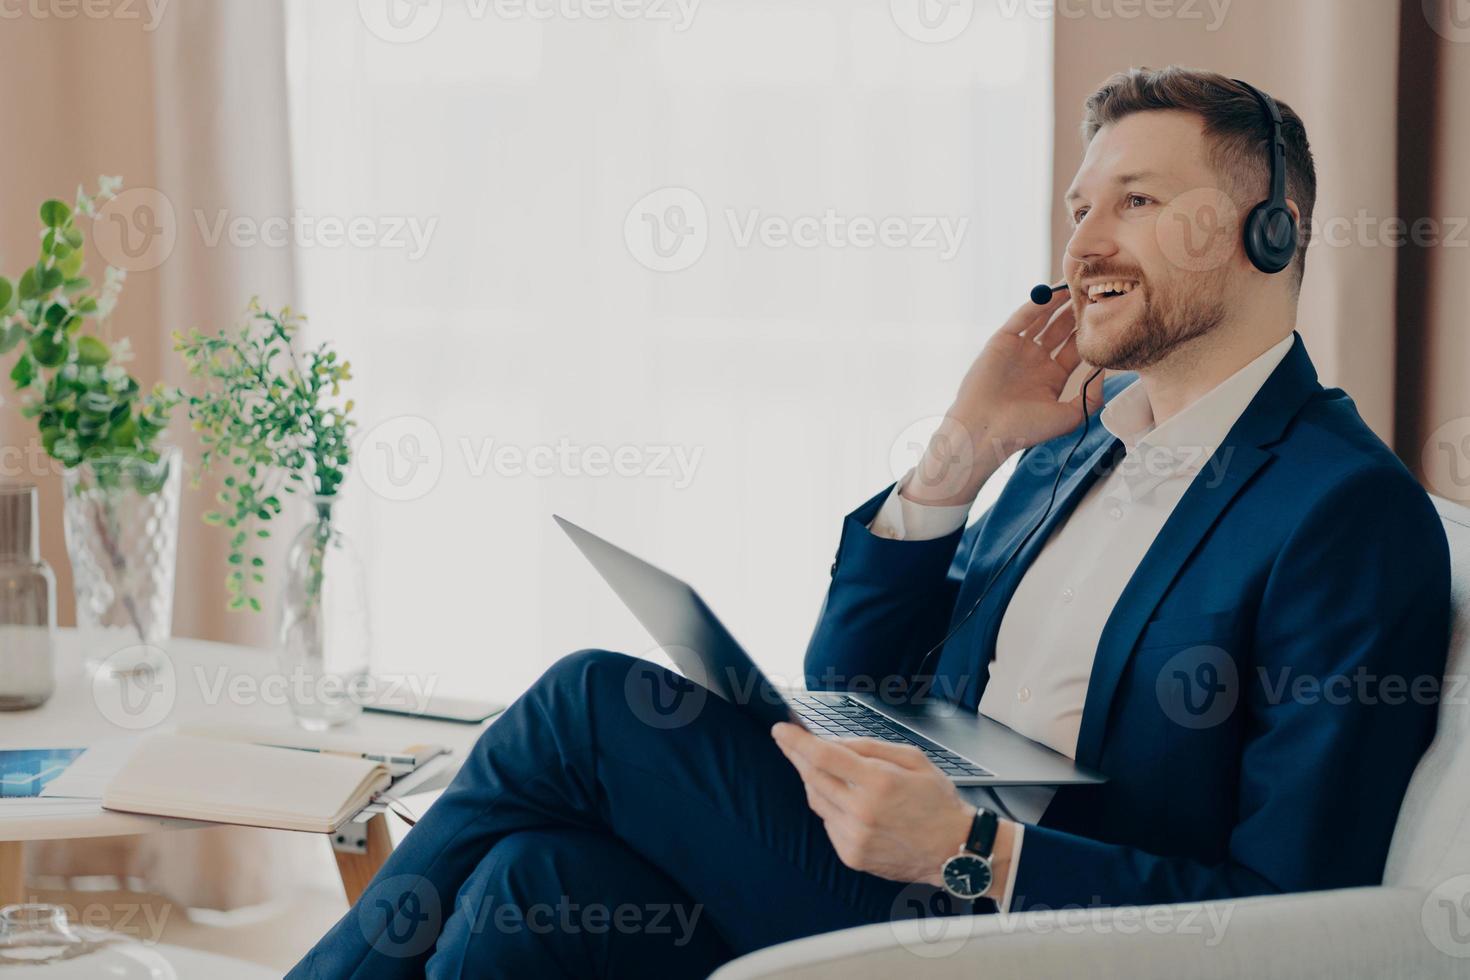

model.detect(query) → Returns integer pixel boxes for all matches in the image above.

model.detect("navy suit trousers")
[287,649,964,979]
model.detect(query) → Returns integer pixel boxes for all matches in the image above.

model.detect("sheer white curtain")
[282,0,1052,703]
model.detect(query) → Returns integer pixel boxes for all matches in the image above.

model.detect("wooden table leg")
[0,841,25,907]
[332,813,392,905]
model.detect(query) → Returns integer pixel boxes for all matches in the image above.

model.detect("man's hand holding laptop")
[771,723,1015,892]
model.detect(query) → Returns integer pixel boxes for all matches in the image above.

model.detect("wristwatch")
[939,806,997,901]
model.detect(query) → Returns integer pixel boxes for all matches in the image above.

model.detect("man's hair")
[1080,66,1316,287]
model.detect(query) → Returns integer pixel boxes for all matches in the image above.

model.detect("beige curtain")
[1,0,320,910]
[1051,0,1470,496]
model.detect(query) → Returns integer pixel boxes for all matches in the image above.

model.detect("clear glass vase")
[61,448,181,676]
[0,904,173,978]
[276,494,371,729]
[0,484,56,711]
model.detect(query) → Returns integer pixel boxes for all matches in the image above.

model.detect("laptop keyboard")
[787,695,992,778]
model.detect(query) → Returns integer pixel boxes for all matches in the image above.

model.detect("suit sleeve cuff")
[870,469,972,541]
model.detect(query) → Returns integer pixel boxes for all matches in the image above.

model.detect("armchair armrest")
[712,886,1462,980]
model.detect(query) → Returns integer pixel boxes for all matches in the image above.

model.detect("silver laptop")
[555,516,1104,788]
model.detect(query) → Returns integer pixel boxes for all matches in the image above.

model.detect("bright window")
[283,0,1052,702]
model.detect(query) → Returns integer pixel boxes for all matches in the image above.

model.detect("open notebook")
[101,734,393,833]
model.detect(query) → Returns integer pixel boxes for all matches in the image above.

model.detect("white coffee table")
[0,629,495,907]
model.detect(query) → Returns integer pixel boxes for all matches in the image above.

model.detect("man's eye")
[1126,194,1152,208]
[1072,207,1089,223]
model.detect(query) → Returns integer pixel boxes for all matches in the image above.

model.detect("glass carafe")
[276,494,371,729]
[0,904,174,977]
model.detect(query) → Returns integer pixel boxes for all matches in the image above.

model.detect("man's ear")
[1285,199,1303,234]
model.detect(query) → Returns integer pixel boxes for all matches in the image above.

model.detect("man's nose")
[1065,210,1120,266]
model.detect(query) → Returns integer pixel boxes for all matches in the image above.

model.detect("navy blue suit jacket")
[805,333,1450,909]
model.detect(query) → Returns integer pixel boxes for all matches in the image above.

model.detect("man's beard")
[1074,270,1228,372]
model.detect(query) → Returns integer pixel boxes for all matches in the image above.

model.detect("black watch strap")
[965,807,998,858]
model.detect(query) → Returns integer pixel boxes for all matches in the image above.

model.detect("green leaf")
[39,199,71,227]
[39,267,64,293]
[58,251,84,280]
[108,416,138,448]
[28,330,68,367]
[0,276,13,315]
[0,322,24,355]
[10,353,34,388]
[17,268,38,301]
[63,226,84,249]
[44,302,68,327]
[76,335,110,366]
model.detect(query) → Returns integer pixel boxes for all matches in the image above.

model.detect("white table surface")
[0,629,495,843]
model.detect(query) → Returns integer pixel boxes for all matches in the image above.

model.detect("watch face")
[941,853,993,900]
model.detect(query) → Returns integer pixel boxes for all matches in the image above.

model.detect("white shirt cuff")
[994,824,1023,913]
[869,470,971,541]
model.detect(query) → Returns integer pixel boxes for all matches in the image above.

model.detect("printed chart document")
[100,734,392,833]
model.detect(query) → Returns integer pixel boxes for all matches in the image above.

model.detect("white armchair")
[714,496,1470,980]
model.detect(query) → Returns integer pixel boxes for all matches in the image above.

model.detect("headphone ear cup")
[1243,201,1297,274]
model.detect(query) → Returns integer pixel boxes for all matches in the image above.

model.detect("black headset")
[1233,78,1298,275]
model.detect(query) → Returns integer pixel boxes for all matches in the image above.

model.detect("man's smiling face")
[1062,109,1246,372]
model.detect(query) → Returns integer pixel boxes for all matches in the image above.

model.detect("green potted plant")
[174,300,366,729]
[0,179,179,673]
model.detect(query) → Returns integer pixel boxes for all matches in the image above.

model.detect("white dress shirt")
[870,334,1293,908]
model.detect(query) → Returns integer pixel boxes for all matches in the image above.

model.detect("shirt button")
[1017,686,1031,703]
[1107,503,1124,520]
[1061,587,1074,603]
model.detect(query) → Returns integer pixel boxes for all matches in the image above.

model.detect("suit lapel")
[940,428,1125,708]
[1072,333,1322,769]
